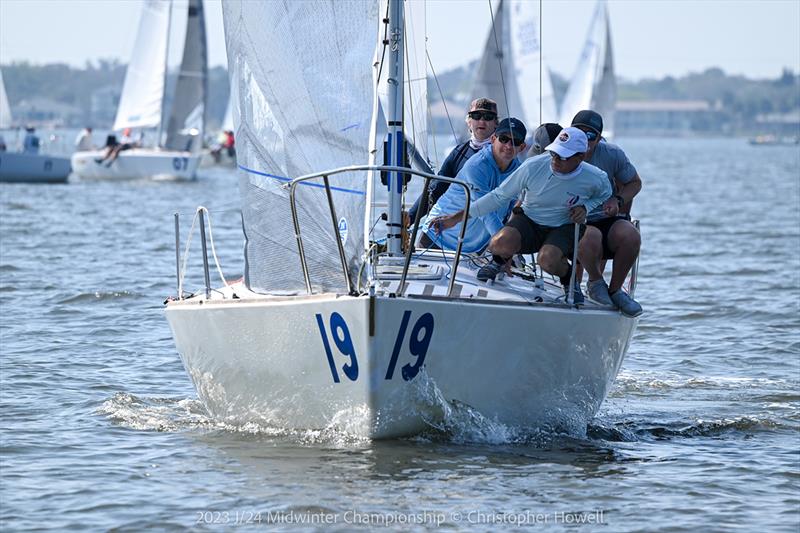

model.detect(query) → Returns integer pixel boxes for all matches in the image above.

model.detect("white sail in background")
[165,0,207,152]
[113,0,171,132]
[0,69,12,129]
[467,0,557,138]
[224,0,378,293]
[558,0,616,137]
[509,0,558,128]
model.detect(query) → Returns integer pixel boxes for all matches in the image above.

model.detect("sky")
[0,0,799,81]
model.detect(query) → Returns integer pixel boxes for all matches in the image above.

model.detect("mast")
[157,0,174,148]
[386,0,405,255]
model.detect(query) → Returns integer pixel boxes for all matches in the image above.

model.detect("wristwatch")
[614,194,625,208]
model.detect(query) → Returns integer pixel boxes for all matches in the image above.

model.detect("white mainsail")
[0,69,11,129]
[112,0,171,132]
[224,0,378,294]
[467,0,557,137]
[558,0,616,137]
[165,0,207,152]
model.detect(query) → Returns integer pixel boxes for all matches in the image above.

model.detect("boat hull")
[0,152,71,183]
[166,294,637,438]
[71,149,201,180]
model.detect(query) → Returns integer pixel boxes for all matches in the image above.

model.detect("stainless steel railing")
[286,165,472,298]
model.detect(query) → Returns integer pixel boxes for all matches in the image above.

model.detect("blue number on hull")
[317,311,435,383]
[385,311,435,381]
[316,312,358,382]
[401,312,434,381]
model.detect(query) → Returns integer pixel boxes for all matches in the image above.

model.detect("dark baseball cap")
[571,110,603,135]
[495,117,527,141]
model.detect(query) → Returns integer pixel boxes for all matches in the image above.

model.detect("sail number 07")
[315,311,434,383]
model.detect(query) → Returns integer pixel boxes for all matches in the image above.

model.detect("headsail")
[0,69,12,129]
[558,0,616,137]
[224,0,378,294]
[112,0,171,132]
[165,0,208,153]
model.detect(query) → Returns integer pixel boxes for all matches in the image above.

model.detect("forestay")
[165,0,207,153]
[113,0,171,131]
[558,0,616,137]
[223,0,378,294]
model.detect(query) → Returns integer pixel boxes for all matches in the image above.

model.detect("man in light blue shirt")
[419,117,528,253]
[432,127,611,304]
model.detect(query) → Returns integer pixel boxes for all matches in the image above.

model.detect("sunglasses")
[497,134,524,146]
[584,130,599,142]
[549,151,577,161]
[468,111,498,121]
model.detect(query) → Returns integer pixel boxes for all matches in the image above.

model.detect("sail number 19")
[315,311,434,383]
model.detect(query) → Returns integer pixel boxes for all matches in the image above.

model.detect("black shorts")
[588,215,631,260]
[505,213,585,257]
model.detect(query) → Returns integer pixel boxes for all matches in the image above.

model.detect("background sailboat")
[466,0,558,141]
[71,0,207,180]
[558,0,616,137]
[0,68,71,183]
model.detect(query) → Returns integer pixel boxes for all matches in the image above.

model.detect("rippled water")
[1,139,798,531]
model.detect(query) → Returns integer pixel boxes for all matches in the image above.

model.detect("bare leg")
[486,226,522,260]
[578,226,604,282]
[537,244,568,278]
[607,220,640,292]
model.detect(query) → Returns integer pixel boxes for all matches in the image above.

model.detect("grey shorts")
[505,212,584,257]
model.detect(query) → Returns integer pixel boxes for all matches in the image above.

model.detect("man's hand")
[430,210,464,234]
[602,197,620,217]
[569,205,587,224]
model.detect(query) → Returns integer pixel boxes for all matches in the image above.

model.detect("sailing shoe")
[563,283,585,306]
[587,279,614,306]
[477,261,504,282]
[610,289,643,317]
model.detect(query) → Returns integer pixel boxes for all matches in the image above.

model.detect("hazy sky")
[1,0,798,81]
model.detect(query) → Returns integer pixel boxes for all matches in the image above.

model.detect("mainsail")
[558,0,616,137]
[0,69,12,129]
[224,0,378,294]
[165,0,207,152]
[112,0,171,132]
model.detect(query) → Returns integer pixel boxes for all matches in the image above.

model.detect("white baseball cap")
[545,127,588,159]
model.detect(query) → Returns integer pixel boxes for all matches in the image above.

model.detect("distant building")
[754,109,800,138]
[616,100,723,136]
[90,85,120,128]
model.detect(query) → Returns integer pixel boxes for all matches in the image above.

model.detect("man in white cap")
[431,127,611,304]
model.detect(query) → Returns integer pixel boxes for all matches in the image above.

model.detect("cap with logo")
[544,126,588,158]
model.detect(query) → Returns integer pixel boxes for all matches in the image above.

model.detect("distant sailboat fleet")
[1,0,618,184]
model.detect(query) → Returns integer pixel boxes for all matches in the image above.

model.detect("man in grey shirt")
[571,110,642,317]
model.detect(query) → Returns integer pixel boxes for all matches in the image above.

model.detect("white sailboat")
[467,0,558,139]
[165,0,638,439]
[0,69,71,184]
[71,0,207,180]
[558,0,616,137]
